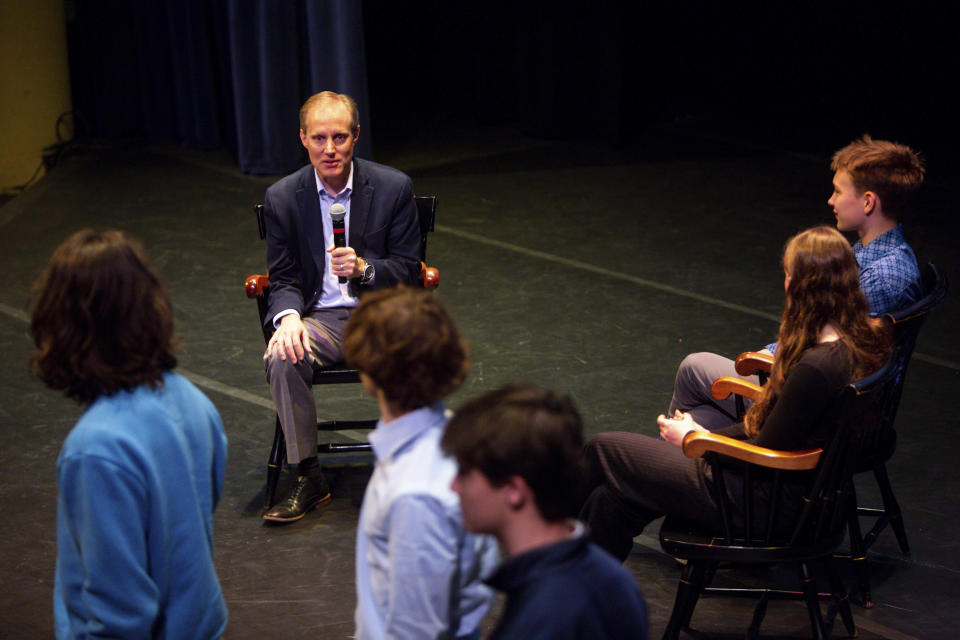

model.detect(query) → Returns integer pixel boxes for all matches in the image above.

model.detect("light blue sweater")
[54,372,228,639]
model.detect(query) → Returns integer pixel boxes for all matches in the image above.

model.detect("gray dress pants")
[667,352,760,430]
[580,431,724,562]
[263,308,352,464]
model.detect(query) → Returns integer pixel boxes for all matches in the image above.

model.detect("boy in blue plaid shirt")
[827,135,924,315]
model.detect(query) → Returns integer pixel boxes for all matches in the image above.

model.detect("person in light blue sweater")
[30,229,228,640]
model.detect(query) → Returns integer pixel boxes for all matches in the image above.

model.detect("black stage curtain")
[65,0,371,174]
[361,1,955,163]
[63,2,954,172]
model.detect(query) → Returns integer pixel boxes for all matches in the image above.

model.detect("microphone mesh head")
[329,203,346,221]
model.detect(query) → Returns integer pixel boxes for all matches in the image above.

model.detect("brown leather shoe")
[262,474,332,523]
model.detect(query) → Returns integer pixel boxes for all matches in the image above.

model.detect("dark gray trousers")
[580,431,724,562]
[668,351,759,430]
[263,308,352,464]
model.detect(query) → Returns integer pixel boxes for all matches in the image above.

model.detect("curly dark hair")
[441,384,585,523]
[30,229,178,404]
[343,286,468,413]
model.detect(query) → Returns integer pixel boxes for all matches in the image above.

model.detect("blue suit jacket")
[262,158,421,327]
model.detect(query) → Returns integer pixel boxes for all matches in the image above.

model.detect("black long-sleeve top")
[716,341,854,451]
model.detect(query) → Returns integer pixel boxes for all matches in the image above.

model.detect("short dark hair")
[831,135,925,217]
[30,229,178,404]
[441,385,585,522]
[343,287,468,412]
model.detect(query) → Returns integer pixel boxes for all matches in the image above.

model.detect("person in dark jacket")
[442,385,648,640]
[261,90,421,523]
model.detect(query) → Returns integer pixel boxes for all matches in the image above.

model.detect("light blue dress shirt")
[312,163,359,310]
[355,402,498,640]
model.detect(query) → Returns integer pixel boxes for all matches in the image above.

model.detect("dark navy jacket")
[486,533,649,640]
[262,158,421,327]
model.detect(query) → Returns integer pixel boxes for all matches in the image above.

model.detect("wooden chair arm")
[711,376,762,402]
[681,430,822,471]
[735,351,774,376]
[245,274,269,299]
[246,267,438,298]
[421,263,439,289]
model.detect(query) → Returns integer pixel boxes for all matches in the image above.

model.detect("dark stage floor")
[1,121,958,639]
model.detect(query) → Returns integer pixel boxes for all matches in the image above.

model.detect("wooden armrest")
[735,351,773,376]
[245,274,269,299]
[421,263,439,289]
[681,430,822,471]
[711,376,762,402]
[247,268,437,298]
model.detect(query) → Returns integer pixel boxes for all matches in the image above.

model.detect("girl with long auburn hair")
[744,226,891,436]
[579,226,892,562]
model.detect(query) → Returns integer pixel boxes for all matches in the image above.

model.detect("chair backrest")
[852,262,949,471]
[881,262,948,423]
[414,195,436,263]
[794,351,901,545]
[704,351,901,548]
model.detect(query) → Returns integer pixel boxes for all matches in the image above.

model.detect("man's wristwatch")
[359,259,375,284]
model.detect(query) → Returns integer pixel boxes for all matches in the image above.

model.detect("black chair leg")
[799,561,827,640]
[827,558,857,637]
[746,591,770,640]
[265,418,286,509]
[663,561,706,640]
[874,464,910,555]
[846,488,873,608]
[702,560,718,590]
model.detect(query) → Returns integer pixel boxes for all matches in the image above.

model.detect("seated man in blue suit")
[262,91,421,523]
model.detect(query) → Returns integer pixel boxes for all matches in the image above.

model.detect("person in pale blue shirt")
[343,287,498,640]
[30,229,227,640]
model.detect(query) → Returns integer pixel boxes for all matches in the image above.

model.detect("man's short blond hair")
[299,91,359,133]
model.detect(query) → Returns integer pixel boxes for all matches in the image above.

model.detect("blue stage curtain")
[65,0,370,174]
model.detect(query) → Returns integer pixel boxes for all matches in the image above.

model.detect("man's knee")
[584,431,638,487]
[675,352,738,395]
[677,352,717,381]
[264,350,313,385]
[584,432,615,470]
[583,431,614,466]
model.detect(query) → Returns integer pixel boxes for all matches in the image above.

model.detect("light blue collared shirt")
[312,163,358,311]
[355,402,498,640]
